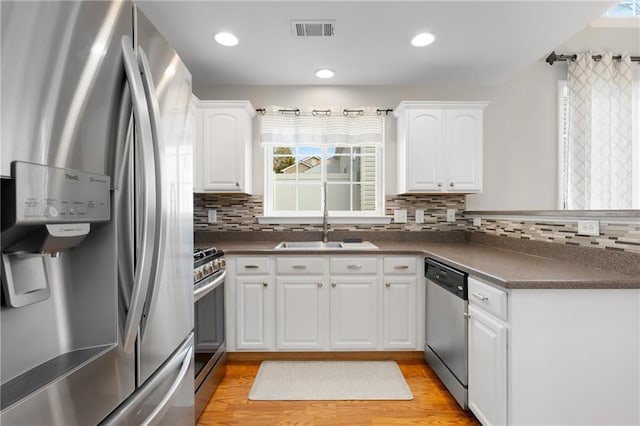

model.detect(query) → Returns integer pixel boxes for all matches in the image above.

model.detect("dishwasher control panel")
[425,258,468,299]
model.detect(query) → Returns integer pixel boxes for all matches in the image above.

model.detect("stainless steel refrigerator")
[0,1,195,424]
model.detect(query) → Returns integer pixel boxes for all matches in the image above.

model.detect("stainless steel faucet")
[322,181,329,243]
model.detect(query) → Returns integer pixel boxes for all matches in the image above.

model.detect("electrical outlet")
[207,209,217,224]
[473,217,482,227]
[446,209,456,222]
[415,209,425,224]
[393,209,407,223]
[577,220,599,236]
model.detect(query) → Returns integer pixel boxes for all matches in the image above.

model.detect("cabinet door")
[276,278,325,350]
[202,108,244,191]
[468,305,507,426]
[406,109,444,192]
[443,109,483,192]
[329,278,378,349]
[383,277,417,349]
[236,277,273,349]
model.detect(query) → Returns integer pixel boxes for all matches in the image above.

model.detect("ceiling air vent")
[290,20,335,38]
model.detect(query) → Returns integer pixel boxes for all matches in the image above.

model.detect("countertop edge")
[218,244,640,290]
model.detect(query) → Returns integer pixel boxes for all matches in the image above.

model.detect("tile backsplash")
[194,193,466,232]
[193,193,639,254]
[470,218,640,254]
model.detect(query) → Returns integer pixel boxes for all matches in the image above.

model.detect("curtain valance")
[260,106,384,147]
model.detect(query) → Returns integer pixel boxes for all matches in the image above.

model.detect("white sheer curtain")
[259,106,384,147]
[567,52,634,209]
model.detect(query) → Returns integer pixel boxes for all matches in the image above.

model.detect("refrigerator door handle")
[141,342,193,425]
[99,334,194,426]
[137,47,166,340]
[120,35,157,354]
[116,94,135,312]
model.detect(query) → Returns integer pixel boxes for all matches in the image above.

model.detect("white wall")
[194,26,638,211]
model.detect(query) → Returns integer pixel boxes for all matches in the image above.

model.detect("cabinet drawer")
[236,257,270,274]
[383,257,416,274]
[330,257,377,275]
[468,277,507,321]
[276,257,324,275]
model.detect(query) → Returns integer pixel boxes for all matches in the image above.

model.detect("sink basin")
[274,241,343,249]
[274,241,378,250]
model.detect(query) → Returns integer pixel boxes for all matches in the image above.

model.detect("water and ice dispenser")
[1,161,110,307]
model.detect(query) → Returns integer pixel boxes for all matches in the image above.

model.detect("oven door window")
[194,273,225,381]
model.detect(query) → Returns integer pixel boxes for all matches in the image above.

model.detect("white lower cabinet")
[468,304,507,426]
[466,275,640,426]
[382,277,417,349]
[231,255,422,352]
[329,278,378,349]
[236,276,273,350]
[276,277,325,350]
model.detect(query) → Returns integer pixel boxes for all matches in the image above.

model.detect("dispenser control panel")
[11,162,110,224]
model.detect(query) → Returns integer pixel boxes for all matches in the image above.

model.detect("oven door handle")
[194,269,226,303]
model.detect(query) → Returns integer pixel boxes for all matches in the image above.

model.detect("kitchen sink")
[274,241,378,250]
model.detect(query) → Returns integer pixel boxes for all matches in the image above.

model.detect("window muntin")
[266,144,382,216]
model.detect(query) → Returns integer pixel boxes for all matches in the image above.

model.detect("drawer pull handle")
[385,282,391,288]
[347,265,362,270]
[394,265,409,269]
[463,312,471,319]
[292,265,307,269]
[472,292,489,302]
[317,283,323,288]
[331,283,337,288]
[244,265,259,269]
[262,282,268,287]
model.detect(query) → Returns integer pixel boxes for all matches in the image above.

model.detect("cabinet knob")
[317,283,323,288]
[235,182,240,187]
[331,283,337,288]
[463,312,471,319]
[385,282,391,288]
[437,182,443,187]
[262,282,268,287]
[449,182,455,187]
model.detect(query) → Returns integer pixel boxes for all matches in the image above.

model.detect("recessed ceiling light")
[411,32,436,47]
[214,32,238,47]
[315,68,335,79]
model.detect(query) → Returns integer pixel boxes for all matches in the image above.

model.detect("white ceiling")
[136,1,615,87]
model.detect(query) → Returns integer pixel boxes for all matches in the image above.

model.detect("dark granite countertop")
[196,233,640,290]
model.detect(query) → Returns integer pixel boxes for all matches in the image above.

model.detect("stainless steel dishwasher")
[424,258,469,409]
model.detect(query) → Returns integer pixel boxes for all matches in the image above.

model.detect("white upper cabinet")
[394,101,487,194]
[194,99,255,193]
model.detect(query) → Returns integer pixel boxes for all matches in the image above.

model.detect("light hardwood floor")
[197,360,480,425]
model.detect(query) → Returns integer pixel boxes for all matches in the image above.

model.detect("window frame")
[557,80,569,210]
[263,143,385,218]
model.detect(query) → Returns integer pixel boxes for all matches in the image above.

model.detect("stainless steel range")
[193,247,226,420]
